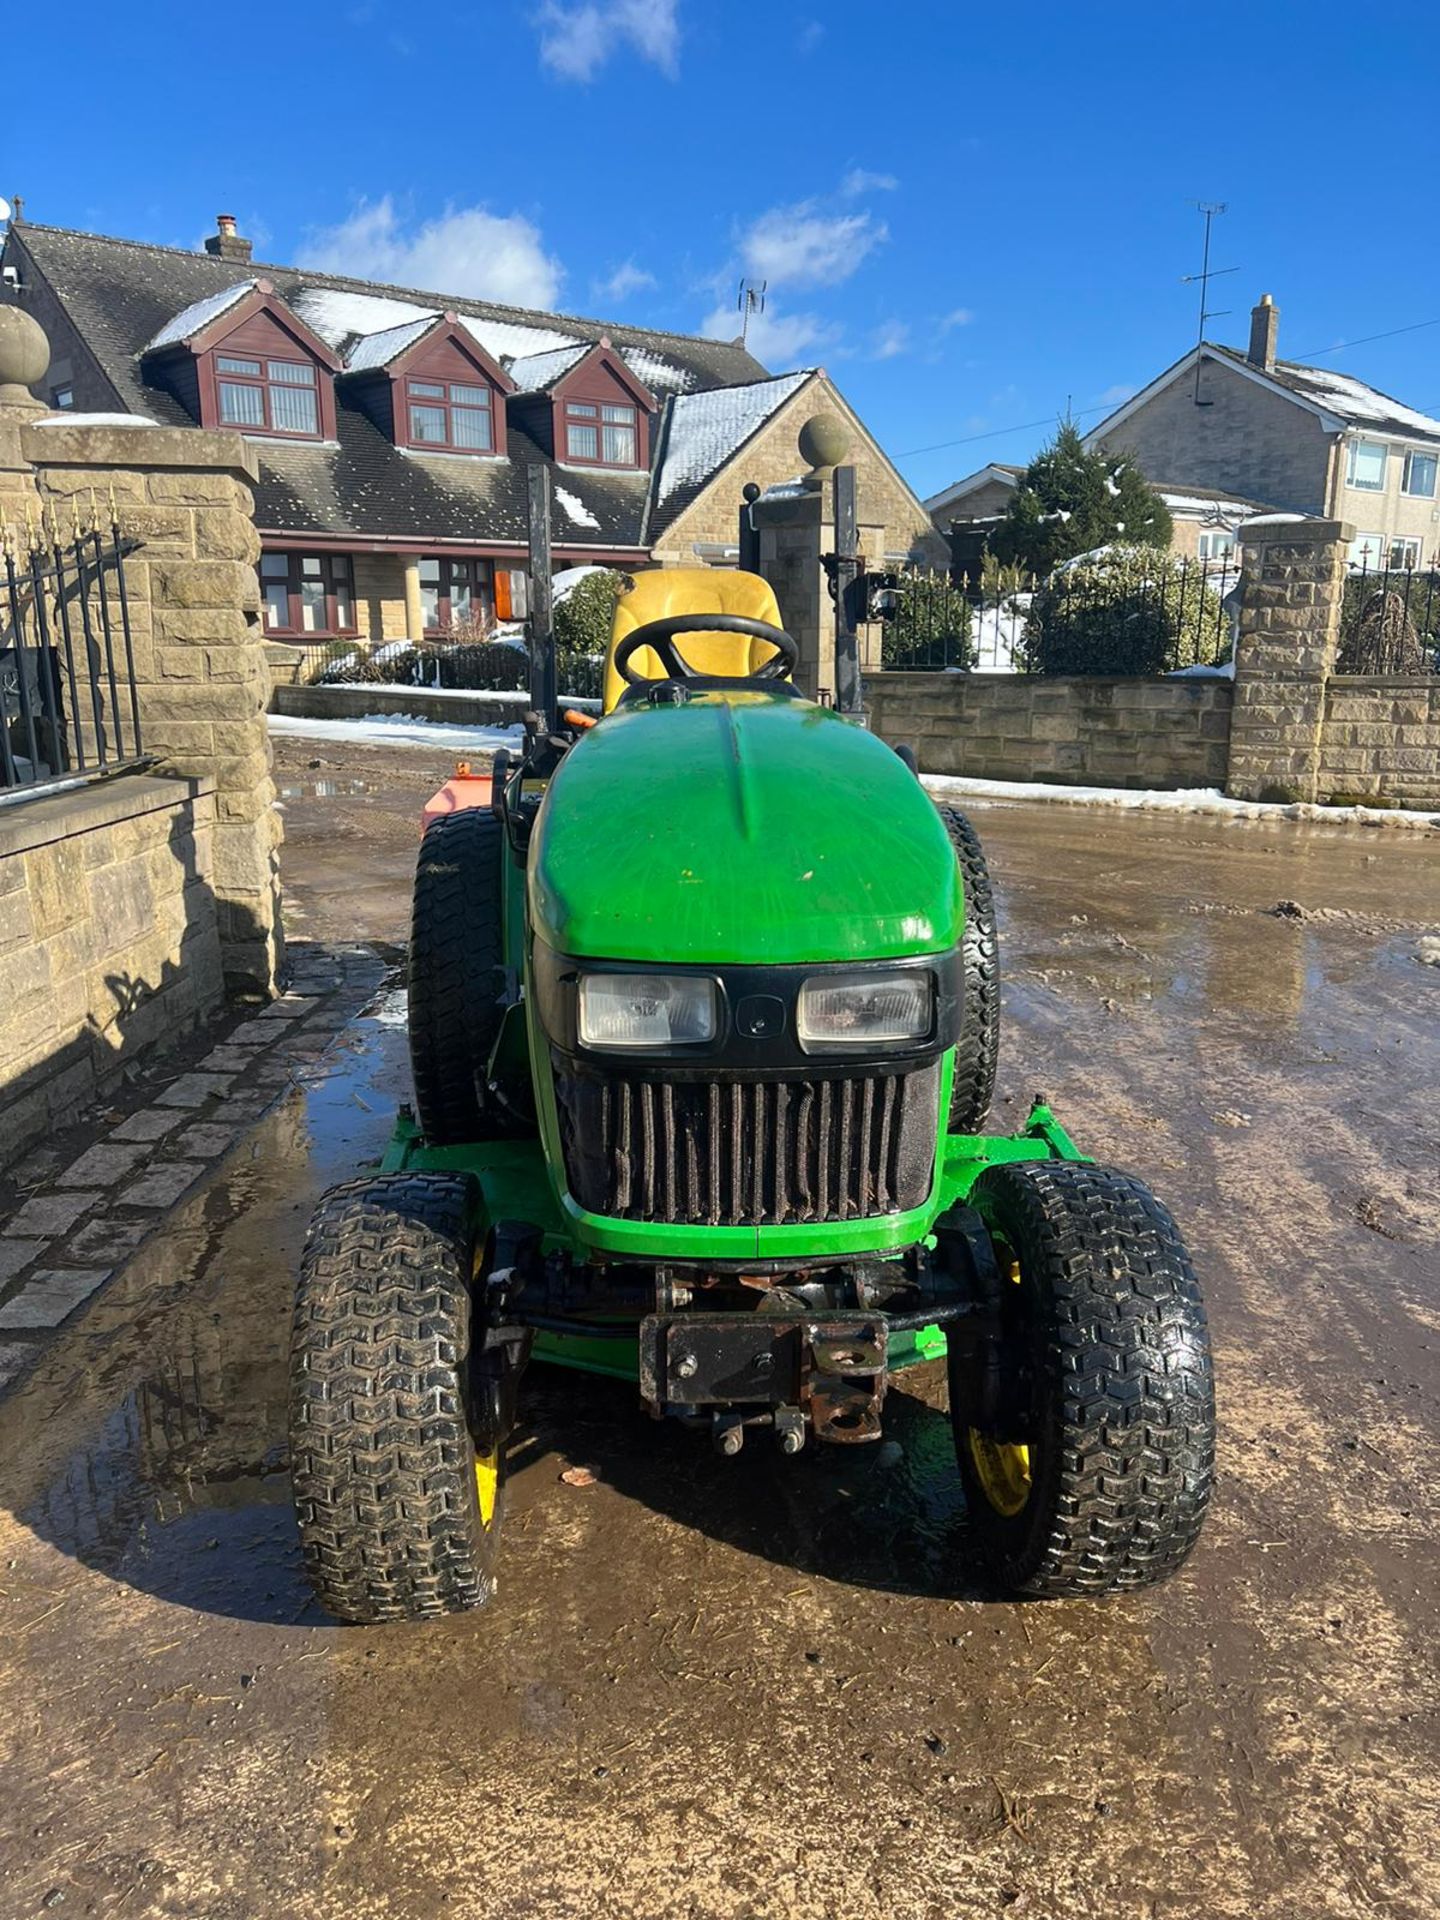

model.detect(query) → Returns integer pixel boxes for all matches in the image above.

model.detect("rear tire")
[951,1159,1215,1598]
[936,806,1000,1131]
[409,808,513,1146]
[289,1173,504,1624]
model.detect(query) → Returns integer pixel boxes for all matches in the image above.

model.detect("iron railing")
[1338,559,1440,674]
[878,557,1239,676]
[1,510,143,795]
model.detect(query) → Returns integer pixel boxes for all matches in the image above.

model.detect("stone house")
[2,215,939,655]
[1087,295,1440,573]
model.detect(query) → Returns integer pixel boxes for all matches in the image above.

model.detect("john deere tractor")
[289,568,1215,1623]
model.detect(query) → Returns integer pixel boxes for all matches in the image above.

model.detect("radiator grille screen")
[554,1061,940,1226]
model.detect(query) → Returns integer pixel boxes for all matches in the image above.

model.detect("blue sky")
[6,0,1439,500]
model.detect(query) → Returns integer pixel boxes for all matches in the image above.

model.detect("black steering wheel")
[614,614,799,688]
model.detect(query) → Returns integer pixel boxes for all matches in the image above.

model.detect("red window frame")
[562,398,639,468]
[404,377,495,454]
[419,556,494,633]
[259,552,357,635]
[214,353,323,439]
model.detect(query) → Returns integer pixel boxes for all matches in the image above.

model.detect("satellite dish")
[0,198,11,225]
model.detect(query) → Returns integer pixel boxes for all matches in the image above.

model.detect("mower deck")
[379,1099,1086,1381]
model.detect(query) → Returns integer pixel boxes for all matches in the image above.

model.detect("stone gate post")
[1227,517,1352,803]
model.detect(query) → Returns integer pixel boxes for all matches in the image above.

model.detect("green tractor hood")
[528,692,961,966]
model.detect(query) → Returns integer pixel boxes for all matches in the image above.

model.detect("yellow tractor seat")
[602,568,788,713]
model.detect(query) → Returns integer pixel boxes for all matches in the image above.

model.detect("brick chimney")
[205,213,253,265]
[1248,292,1279,372]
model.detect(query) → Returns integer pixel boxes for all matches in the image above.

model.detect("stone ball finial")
[798,411,850,489]
[0,304,50,410]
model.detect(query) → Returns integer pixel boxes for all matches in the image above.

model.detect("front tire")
[951,1159,1215,1598]
[936,806,1000,1131]
[289,1173,504,1624]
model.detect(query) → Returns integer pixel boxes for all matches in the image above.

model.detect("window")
[259,552,355,633]
[50,384,74,410]
[419,556,494,632]
[1345,439,1388,491]
[216,354,321,437]
[405,378,494,453]
[563,398,639,466]
[1386,537,1422,570]
[1196,530,1235,560]
[1402,449,1438,498]
[1347,533,1386,571]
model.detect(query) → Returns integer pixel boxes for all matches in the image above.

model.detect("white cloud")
[537,0,679,81]
[700,302,834,369]
[940,307,975,331]
[1099,381,1138,404]
[797,18,824,51]
[841,168,899,197]
[301,196,563,309]
[738,202,887,291]
[870,320,910,360]
[594,259,657,303]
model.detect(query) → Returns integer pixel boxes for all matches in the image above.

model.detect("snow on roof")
[290,286,439,348]
[655,371,813,507]
[554,486,601,530]
[34,411,161,427]
[144,281,256,351]
[506,344,589,392]
[457,314,580,363]
[1273,362,1440,442]
[1160,490,1270,517]
[342,315,438,372]
[619,345,697,395]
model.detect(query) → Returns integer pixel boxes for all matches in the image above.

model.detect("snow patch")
[1279,364,1440,442]
[922,772,1436,828]
[553,563,606,604]
[618,345,696,394]
[655,373,813,507]
[555,487,601,530]
[144,281,256,351]
[267,712,525,752]
[507,344,589,392]
[291,286,438,346]
[33,412,161,428]
[459,314,580,362]
[343,315,438,372]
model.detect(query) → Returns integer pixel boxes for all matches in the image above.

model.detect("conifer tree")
[990,422,1172,576]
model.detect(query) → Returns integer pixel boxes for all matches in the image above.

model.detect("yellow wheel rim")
[966,1431,1032,1517]
[475,1449,499,1529]
[965,1242,1031,1517]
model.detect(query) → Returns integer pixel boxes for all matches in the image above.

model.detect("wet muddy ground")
[2,733,1438,1919]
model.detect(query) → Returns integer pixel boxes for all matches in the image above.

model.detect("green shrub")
[1021,545,1229,676]
[882,571,977,670]
[555,569,628,656]
[990,422,1171,577]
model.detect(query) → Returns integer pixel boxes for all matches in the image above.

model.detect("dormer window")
[407,378,494,452]
[218,355,320,435]
[564,399,638,467]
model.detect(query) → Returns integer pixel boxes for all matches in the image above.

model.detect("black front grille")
[553,1060,940,1226]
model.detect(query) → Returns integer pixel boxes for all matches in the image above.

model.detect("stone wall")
[1319,676,1440,805]
[0,775,223,1165]
[866,672,1233,788]
[17,422,282,992]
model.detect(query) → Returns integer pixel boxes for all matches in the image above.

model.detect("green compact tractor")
[289,568,1215,1624]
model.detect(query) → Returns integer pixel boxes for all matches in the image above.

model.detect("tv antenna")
[737,277,766,346]
[1180,201,1236,405]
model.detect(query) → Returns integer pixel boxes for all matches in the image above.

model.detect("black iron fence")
[1338,559,1440,674]
[2,513,143,795]
[879,555,1239,676]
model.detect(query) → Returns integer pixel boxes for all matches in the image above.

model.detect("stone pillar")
[747,414,859,701]
[402,555,425,639]
[22,420,283,995]
[1226,517,1352,803]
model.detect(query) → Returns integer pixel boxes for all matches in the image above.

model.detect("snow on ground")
[267,713,524,752]
[922,772,1436,828]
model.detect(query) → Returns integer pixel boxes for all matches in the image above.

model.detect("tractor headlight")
[578,973,718,1049]
[796,970,933,1050]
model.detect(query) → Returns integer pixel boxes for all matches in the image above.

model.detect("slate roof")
[1207,346,1440,446]
[9,223,773,552]
[645,371,816,534]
